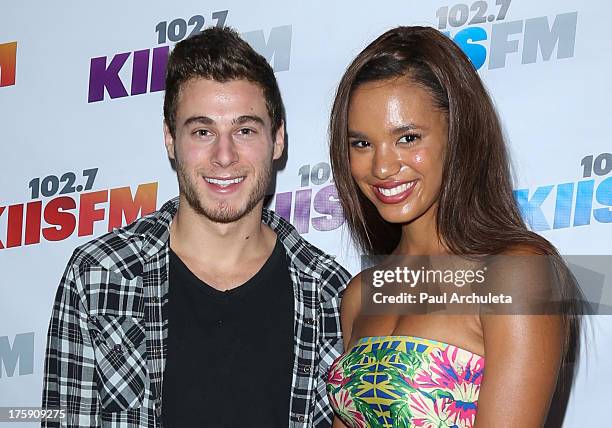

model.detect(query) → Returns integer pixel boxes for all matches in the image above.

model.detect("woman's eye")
[350,140,370,149]
[398,134,420,145]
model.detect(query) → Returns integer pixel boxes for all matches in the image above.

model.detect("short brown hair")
[163,26,285,138]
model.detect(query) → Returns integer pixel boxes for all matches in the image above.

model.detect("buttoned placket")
[289,267,321,427]
[143,247,170,427]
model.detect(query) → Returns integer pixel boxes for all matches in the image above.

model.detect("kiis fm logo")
[0,332,34,378]
[271,162,344,234]
[437,0,577,69]
[0,41,17,87]
[515,153,612,231]
[88,10,291,103]
[271,153,612,235]
[0,168,158,250]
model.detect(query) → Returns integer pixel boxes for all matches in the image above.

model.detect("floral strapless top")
[326,336,485,428]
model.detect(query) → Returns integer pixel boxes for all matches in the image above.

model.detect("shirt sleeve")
[313,259,351,427]
[319,258,351,349]
[42,256,100,427]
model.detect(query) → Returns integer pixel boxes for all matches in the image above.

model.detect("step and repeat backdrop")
[1,0,610,426]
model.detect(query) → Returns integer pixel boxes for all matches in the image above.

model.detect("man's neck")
[169,195,274,270]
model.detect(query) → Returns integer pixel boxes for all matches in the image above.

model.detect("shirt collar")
[140,197,329,279]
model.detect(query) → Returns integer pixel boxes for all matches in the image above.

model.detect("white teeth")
[377,181,416,197]
[205,177,244,187]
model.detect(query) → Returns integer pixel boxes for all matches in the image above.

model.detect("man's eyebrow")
[232,115,265,127]
[183,116,214,128]
[182,115,266,128]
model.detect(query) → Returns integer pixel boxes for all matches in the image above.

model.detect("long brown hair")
[329,26,582,365]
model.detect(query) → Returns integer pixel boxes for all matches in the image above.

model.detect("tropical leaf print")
[327,336,483,428]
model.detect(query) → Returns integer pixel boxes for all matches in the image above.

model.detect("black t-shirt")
[162,238,294,428]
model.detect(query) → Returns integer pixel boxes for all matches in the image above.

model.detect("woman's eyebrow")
[390,123,428,134]
[348,130,369,139]
[348,123,429,139]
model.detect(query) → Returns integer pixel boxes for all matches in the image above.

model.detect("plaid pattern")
[42,197,350,428]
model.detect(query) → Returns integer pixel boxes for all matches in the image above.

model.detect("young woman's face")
[348,77,448,224]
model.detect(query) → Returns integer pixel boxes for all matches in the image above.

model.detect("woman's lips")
[372,180,418,204]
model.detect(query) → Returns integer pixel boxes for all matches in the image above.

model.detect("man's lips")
[203,176,245,193]
[371,180,418,203]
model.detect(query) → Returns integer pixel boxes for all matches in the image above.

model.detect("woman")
[326,26,580,427]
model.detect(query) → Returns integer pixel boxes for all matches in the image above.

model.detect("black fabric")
[162,237,294,428]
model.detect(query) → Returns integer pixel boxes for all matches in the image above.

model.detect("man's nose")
[211,133,239,167]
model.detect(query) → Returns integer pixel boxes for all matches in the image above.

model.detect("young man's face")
[164,78,284,223]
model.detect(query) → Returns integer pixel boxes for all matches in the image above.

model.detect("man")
[42,27,350,427]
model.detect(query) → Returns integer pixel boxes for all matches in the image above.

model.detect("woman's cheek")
[400,148,434,179]
[349,158,368,181]
[405,149,427,166]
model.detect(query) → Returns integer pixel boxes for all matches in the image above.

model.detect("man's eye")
[238,128,255,135]
[398,134,420,145]
[350,140,370,149]
[194,129,211,137]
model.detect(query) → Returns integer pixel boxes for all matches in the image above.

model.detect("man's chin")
[204,209,247,224]
[189,198,260,224]
[180,173,268,224]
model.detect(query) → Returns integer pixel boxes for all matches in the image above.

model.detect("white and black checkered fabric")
[42,197,350,427]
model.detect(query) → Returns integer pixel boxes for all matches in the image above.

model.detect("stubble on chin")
[175,158,272,224]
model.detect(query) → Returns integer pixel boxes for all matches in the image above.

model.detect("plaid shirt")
[42,197,350,428]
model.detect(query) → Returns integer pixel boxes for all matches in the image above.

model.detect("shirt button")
[155,406,162,417]
[305,318,315,325]
[298,415,305,422]
[151,296,160,303]
[113,344,123,354]
[302,366,311,374]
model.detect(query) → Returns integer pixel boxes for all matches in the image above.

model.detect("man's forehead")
[176,78,269,121]
[178,78,266,102]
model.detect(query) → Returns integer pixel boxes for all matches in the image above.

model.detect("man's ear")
[272,121,285,161]
[163,123,176,160]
